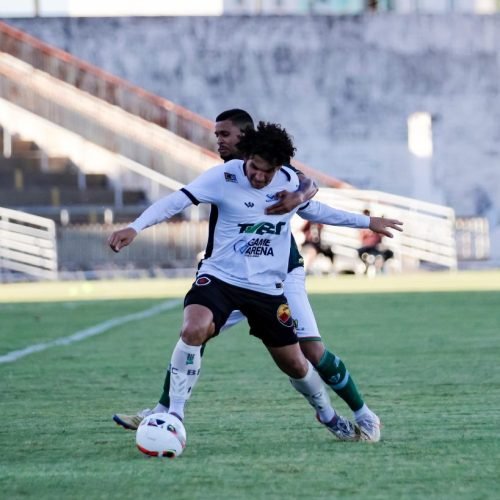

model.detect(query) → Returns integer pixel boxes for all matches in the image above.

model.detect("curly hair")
[236,121,296,167]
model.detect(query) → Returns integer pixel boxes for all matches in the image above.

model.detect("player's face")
[215,120,242,161]
[246,155,280,189]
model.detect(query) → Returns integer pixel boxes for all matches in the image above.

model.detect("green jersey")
[288,234,304,273]
[284,164,305,273]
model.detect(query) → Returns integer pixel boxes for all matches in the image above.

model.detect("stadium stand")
[0,126,147,224]
[0,20,460,280]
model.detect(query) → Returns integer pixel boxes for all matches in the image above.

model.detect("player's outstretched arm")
[298,200,404,238]
[266,173,318,215]
[108,227,137,253]
[107,189,197,253]
[368,216,403,238]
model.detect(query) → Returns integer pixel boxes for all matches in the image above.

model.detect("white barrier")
[0,207,58,280]
[305,189,457,271]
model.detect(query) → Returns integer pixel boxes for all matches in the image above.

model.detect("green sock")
[316,349,364,412]
[159,342,207,408]
[158,369,171,408]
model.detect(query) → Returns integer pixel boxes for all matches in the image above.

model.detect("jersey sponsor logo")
[266,193,280,202]
[244,202,255,208]
[234,238,274,257]
[195,276,211,286]
[224,172,237,183]
[238,221,286,235]
[170,366,200,376]
[276,303,294,328]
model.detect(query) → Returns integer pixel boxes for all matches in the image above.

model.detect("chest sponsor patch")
[266,193,280,202]
[238,222,286,235]
[276,303,294,328]
[195,276,211,286]
[234,238,274,257]
[224,172,237,183]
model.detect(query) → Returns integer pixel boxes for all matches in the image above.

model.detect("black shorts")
[184,274,298,348]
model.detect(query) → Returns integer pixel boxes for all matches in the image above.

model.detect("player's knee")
[282,355,309,379]
[300,341,325,366]
[181,321,212,345]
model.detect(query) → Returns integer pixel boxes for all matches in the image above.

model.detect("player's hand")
[265,190,305,215]
[369,217,403,238]
[108,227,138,253]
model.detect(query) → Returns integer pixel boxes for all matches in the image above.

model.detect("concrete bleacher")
[0,20,468,279]
[0,129,147,224]
[6,14,497,254]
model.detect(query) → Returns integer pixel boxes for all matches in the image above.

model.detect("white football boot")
[355,413,381,442]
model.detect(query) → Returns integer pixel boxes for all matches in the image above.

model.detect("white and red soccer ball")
[136,413,186,458]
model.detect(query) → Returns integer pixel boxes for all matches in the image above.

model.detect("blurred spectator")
[357,209,394,275]
[301,221,335,274]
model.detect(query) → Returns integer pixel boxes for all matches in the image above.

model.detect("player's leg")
[285,267,363,409]
[166,274,235,421]
[157,310,244,409]
[268,344,358,441]
[285,267,380,441]
[114,308,246,429]
[267,342,332,419]
[166,303,213,420]
[113,303,212,429]
[113,274,233,429]
[242,292,358,441]
[112,301,210,430]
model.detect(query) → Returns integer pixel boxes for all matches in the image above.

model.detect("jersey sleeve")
[298,200,370,228]
[284,163,303,177]
[129,190,194,233]
[129,165,226,233]
[180,164,225,205]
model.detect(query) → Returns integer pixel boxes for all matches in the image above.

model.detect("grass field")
[1,271,499,499]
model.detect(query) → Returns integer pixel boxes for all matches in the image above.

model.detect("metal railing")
[0,52,219,186]
[455,217,490,260]
[0,20,347,188]
[0,21,458,274]
[0,206,58,280]
[307,189,458,270]
[0,20,216,149]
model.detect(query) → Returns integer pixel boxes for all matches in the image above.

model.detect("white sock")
[289,361,335,423]
[354,404,374,421]
[168,338,202,420]
[152,403,169,414]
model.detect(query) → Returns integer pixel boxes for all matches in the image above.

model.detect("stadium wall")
[4,15,500,257]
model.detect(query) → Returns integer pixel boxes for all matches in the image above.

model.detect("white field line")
[0,299,182,364]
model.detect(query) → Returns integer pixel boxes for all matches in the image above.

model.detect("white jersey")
[129,159,369,296]
[181,160,301,294]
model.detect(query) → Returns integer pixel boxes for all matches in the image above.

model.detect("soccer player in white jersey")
[109,121,403,444]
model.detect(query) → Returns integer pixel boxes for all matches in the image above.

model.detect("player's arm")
[108,165,224,252]
[108,190,194,252]
[266,171,318,215]
[299,200,403,238]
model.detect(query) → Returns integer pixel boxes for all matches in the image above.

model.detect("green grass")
[1,277,500,499]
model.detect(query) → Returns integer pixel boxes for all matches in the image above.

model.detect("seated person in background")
[301,221,335,274]
[357,209,394,274]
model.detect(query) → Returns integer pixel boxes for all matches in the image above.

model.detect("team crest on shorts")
[195,276,211,286]
[277,303,293,327]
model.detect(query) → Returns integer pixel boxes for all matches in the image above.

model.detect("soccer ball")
[136,413,186,458]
